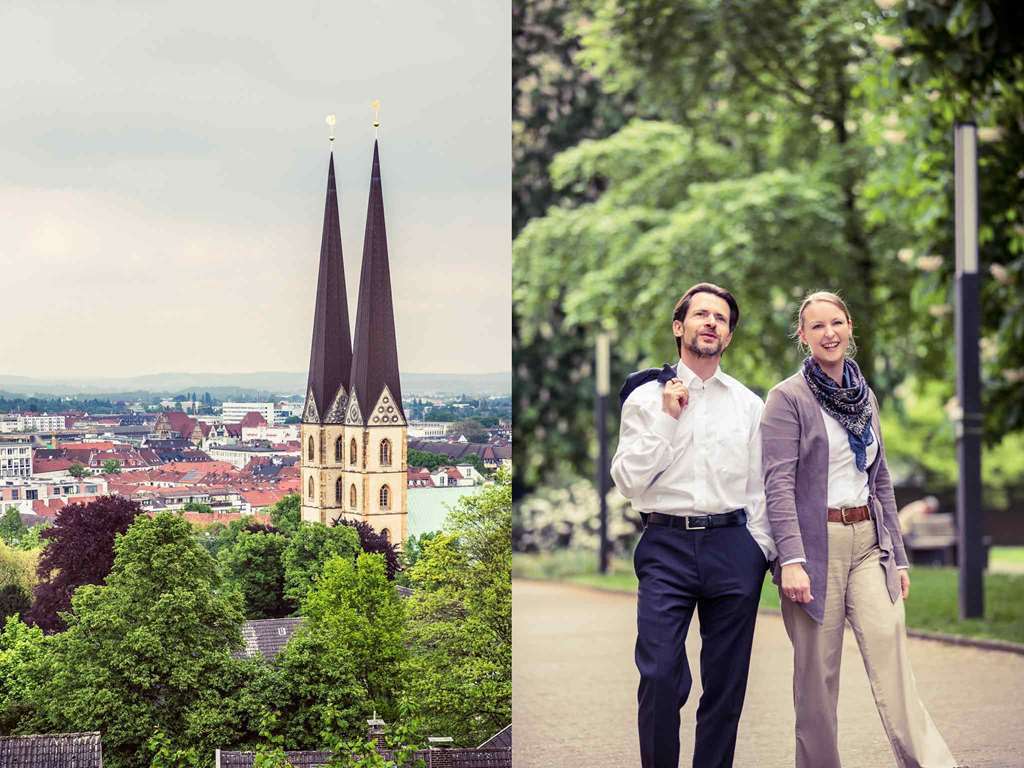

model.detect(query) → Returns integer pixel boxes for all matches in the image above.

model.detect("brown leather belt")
[827,505,872,524]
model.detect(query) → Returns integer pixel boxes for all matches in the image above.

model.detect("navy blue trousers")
[635,522,768,768]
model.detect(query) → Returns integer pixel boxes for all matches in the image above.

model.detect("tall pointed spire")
[305,153,353,422]
[350,140,404,421]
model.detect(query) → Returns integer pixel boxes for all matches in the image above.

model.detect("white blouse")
[821,407,878,509]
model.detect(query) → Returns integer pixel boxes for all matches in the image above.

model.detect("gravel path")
[513,580,1024,767]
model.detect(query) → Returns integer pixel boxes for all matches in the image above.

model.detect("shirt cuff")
[780,558,806,567]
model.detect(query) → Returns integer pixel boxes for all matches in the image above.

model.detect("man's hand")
[900,570,910,600]
[661,379,689,419]
[781,563,813,603]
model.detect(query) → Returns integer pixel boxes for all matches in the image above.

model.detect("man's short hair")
[672,283,740,352]
[672,283,740,331]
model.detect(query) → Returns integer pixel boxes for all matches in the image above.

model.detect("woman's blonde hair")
[794,290,857,358]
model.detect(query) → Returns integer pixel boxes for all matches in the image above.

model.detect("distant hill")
[0,371,511,399]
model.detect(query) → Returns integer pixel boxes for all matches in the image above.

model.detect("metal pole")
[596,333,610,574]
[954,122,984,619]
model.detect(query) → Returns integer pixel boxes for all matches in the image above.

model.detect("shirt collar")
[675,358,726,388]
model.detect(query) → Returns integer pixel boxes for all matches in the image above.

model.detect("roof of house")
[236,617,304,661]
[32,496,100,517]
[58,441,116,451]
[239,411,268,429]
[159,411,197,432]
[240,489,285,508]
[32,458,75,474]
[0,732,103,768]
[478,724,512,750]
[219,750,333,768]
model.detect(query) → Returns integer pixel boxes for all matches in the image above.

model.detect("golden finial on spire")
[371,99,381,138]
[325,114,336,145]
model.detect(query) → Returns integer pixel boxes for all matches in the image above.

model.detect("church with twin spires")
[300,140,408,543]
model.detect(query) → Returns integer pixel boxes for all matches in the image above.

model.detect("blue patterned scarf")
[801,357,875,471]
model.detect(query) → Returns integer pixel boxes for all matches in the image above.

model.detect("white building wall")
[0,442,33,479]
[221,402,277,426]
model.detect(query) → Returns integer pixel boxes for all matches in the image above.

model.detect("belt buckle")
[840,506,852,525]
[685,515,707,531]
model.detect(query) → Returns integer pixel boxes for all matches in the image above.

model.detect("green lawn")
[991,547,1024,565]
[514,551,1024,645]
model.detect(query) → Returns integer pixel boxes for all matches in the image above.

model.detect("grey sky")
[0,1,510,378]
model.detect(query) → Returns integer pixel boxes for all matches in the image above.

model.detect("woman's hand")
[900,570,910,600]
[781,563,813,603]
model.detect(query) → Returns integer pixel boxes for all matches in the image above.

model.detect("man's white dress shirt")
[611,360,776,562]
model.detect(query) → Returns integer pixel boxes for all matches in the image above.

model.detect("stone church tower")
[301,142,408,543]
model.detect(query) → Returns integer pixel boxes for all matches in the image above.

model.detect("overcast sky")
[0,1,510,378]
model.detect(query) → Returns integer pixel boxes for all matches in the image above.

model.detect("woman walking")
[761,291,958,768]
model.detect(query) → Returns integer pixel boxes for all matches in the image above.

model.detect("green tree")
[401,472,511,746]
[219,530,293,619]
[282,523,361,606]
[273,554,404,747]
[183,501,213,514]
[101,459,121,475]
[0,585,31,624]
[398,532,439,586]
[407,450,447,472]
[68,463,89,479]
[34,513,250,768]
[514,0,1024,487]
[270,493,301,535]
[0,616,49,734]
[0,507,26,547]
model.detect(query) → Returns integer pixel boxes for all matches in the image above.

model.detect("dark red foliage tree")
[331,517,401,580]
[27,495,141,633]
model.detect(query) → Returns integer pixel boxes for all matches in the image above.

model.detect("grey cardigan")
[761,371,909,625]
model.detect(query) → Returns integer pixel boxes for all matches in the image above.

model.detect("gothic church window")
[335,477,343,503]
[334,436,343,462]
[379,439,391,467]
[379,485,390,510]
[307,476,314,499]
[350,438,358,466]
[350,483,357,509]
[307,436,314,461]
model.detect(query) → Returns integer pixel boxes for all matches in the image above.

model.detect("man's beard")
[686,334,723,359]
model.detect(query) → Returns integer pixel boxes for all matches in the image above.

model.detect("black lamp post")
[596,332,610,574]
[954,121,984,619]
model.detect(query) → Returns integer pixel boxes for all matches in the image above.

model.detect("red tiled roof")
[158,411,197,435]
[161,461,236,474]
[241,489,286,508]
[58,441,116,451]
[239,411,268,428]
[32,495,101,517]
[33,459,75,473]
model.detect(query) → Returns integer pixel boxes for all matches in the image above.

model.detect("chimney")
[367,711,387,752]
[427,736,454,768]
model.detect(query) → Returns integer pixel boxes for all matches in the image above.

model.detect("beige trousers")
[780,519,957,768]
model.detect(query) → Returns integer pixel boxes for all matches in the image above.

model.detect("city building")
[0,413,67,433]
[0,440,32,479]
[407,421,451,439]
[221,402,277,426]
[207,444,297,470]
[301,143,408,542]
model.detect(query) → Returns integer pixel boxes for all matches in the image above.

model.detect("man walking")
[611,283,775,768]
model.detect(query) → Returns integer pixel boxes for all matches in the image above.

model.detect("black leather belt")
[644,509,748,531]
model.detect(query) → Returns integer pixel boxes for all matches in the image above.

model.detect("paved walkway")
[513,580,1024,767]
